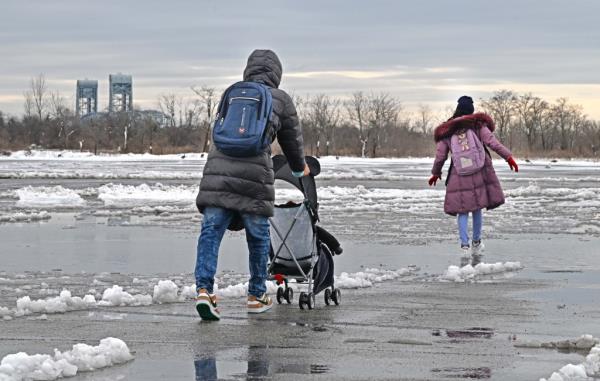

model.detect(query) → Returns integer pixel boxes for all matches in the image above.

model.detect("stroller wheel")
[307,293,315,310]
[299,292,307,310]
[276,287,284,304]
[324,289,332,306]
[331,288,341,306]
[284,287,293,304]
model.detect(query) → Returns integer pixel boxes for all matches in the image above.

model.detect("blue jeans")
[457,209,483,247]
[195,207,270,297]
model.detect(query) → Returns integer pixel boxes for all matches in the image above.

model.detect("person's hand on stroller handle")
[292,163,311,177]
[303,163,310,176]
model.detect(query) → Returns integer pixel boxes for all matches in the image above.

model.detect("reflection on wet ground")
[194,346,329,380]
[431,366,492,379]
[445,328,494,340]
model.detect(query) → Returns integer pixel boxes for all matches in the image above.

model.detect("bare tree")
[306,94,341,156]
[30,74,48,120]
[191,86,218,152]
[367,93,400,157]
[49,91,68,119]
[23,91,34,118]
[157,93,177,128]
[480,90,517,147]
[346,91,370,157]
[549,98,586,151]
[414,104,433,135]
[515,93,548,151]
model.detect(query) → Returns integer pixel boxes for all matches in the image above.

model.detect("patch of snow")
[209,267,415,298]
[97,183,196,208]
[0,211,51,223]
[441,262,523,282]
[152,280,179,304]
[98,285,152,307]
[15,290,96,316]
[0,307,12,319]
[517,335,600,351]
[180,284,197,300]
[540,340,600,380]
[0,337,134,381]
[335,267,413,289]
[15,186,85,208]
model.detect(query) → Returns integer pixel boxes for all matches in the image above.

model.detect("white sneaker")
[472,241,485,255]
[247,293,273,314]
[460,245,471,266]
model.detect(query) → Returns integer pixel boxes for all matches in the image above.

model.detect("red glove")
[428,175,440,186]
[507,157,519,172]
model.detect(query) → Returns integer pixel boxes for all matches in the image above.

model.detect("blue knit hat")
[455,95,474,116]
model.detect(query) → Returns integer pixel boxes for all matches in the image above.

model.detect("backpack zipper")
[229,96,260,104]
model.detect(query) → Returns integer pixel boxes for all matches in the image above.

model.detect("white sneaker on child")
[460,245,471,266]
[472,240,485,255]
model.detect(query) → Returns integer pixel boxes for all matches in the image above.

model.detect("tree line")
[1,74,599,157]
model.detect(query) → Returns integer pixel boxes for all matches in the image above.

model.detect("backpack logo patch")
[450,129,486,176]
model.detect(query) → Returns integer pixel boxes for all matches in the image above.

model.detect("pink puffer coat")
[431,113,512,216]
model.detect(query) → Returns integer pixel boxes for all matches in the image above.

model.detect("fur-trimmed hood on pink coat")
[433,113,496,142]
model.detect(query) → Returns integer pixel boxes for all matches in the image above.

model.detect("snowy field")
[1,150,600,380]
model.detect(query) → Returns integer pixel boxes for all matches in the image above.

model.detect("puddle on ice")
[431,366,492,379]
[344,338,376,343]
[434,327,495,340]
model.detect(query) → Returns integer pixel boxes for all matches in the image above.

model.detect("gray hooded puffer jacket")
[196,49,306,218]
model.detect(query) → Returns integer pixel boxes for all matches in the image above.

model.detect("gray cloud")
[1,0,599,116]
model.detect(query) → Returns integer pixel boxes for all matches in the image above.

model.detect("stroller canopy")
[272,155,320,216]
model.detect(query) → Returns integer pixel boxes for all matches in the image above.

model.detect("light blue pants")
[457,209,482,247]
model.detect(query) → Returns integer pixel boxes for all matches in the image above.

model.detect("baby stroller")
[269,155,343,310]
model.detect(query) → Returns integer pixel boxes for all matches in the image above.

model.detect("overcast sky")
[1,0,599,118]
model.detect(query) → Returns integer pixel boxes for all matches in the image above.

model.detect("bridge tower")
[108,73,133,113]
[75,80,98,118]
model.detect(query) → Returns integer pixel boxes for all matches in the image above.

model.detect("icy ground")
[2,152,600,245]
[1,151,600,380]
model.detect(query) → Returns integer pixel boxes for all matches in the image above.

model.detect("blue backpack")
[212,81,273,157]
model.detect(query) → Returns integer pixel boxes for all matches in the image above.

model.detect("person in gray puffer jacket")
[194,49,309,321]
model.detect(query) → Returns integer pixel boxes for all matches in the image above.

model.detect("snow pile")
[1,170,200,180]
[1,149,206,161]
[0,269,416,317]
[152,280,179,303]
[98,285,152,307]
[280,185,447,217]
[180,284,197,299]
[335,267,413,289]
[131,205,195,215]
[0,307,11,320]
[540,337,600,381]
[516,335,599,350]
[0,338,133,381]
[0,211,51,223]
[2,281,190,318]
[97,183,196,208]
[15,186,85,208]
[212,267,414,297]
[441,261,523,282]
[15,291,96,316]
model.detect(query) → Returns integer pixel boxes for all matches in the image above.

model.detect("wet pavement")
[0,264,597,381]
[1,155,600,379]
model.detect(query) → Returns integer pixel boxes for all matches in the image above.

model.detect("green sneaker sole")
[196,302,220,321]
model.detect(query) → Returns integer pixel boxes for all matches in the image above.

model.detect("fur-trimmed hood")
[433,113,495,142]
